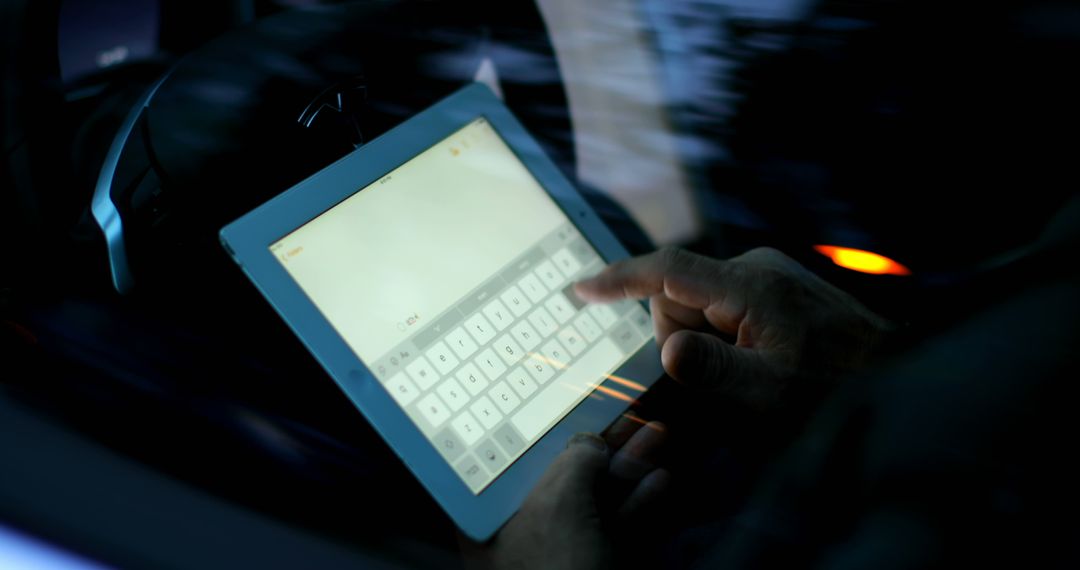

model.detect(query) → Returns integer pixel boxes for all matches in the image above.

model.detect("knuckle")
[761,266,797,292]
[657,246,687,266]
[741,247,801,277]
[746,246,786,262]
[604,257,630,274]
[657,246,708,276]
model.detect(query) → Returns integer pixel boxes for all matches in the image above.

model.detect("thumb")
[561,433,610,481]
[539,433,609,499]
[661,330,760,393]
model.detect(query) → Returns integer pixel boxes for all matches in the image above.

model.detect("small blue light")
[0,524,112,570]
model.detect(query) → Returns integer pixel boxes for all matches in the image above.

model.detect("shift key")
[511,337,623,441]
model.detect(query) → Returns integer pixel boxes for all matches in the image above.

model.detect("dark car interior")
[3,0,1078,567]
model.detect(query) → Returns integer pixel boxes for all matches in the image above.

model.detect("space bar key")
[511,337,623,441]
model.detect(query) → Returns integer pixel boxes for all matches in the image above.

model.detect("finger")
[480,435,611,569]
[527,433,607,502]
[574,248,734,309]
[609,421,668,481]
[650,295,710,347]
[617,468,671,518]
[517,433,608,526]
[660,329,755,391]
[544,433,609,493]
[602,412,647,450]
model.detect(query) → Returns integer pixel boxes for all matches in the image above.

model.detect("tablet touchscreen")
[268,116,653,493]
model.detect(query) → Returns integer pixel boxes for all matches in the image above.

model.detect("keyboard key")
[506,367,539,399]
[528,307,559,337]
[493,424,525,454]
[436,378,469,411]
[544,292,577,324]
[573,313,603,343]
[561,283,588,310]
[417,393,450,428]
[425,341,460,375]
[454,455,488,489]
[433,427,465,462]
[475,438,508,471]
[451,410,485,445]
[510,320,541,351]
[610,321,644,354]
[540,339,571,368]
[494,334,525,366]
[464,313,496,345]
[455,362,489,396]
[535,260,566,290]
[552,247,582,278]
[517,273,548,304]
[488,381,521,414]
[412,310,464,351]
[588,303,619,329]
[458,279,504,317]
[511,337,623,440]
[523,353,556,384]
[470,396,503,429]
[501,247,545,284]
[569,239,597,265]
[482,299,514,332]
[445,326,479,359]
[384,372,419,407]
[612,299,637,316]
[557,325,587,356]
[500,285,532,317]
[474,348,508,380]
[406,356,439,390]
[629,305,653,337]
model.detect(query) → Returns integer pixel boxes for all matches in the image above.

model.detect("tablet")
[220,82,664,541]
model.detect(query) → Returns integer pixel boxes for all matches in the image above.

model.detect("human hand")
[463,417,669,570]
[575,247,894,411]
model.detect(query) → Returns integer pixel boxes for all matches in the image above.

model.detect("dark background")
[2,0,1078,567]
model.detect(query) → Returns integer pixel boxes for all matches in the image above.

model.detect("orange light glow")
[605,374,648,392]
[594,384,636,403]
[530,352,646,400]
[814,245,911,276]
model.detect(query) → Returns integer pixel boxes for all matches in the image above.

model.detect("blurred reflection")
[542,0,1078,285]
[0,525,111,570]
[605,374,648,392]
[537,0,701,245]
[594,384,636,403]
[4,0,1079,567]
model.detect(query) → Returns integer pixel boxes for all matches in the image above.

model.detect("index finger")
[602,411,647,449]
[574,247,734,309]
